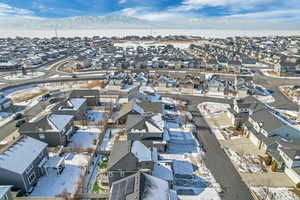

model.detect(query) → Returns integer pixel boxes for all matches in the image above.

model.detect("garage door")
[285,167,300,184]
[249,132,260,148]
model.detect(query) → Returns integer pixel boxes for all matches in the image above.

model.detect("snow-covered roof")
[131,141,152,161]
[132,102,144,115]
[47,114,73,131]
[0,186,11,198]
[67,98,86,110]
[0,136,47,174]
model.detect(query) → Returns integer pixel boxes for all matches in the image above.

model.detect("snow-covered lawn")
[177,187,222,200]
[251,187,300,200]
[30,153,90,197]
[86,110,106,123]
[101,128,122,151]
[225,147,265,173]
[254,95,275,104]
[211,128,226,140]
[4,71,45,80]
[198,102,231,117]
[68,126,100,149]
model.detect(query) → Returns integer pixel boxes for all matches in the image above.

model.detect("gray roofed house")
[112,101,145,124]
[109,172,177,200]
[19,114,74,147]
[51,98,87,120]
[107,140,158,186]
[69,90,99,106]
[0,136,48,193]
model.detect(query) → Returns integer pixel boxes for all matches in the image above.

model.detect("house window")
[120,171,125,177]
[25,164,34,174]
[39,134,45,139]
[28,172,36,184]
[108,172,113,177]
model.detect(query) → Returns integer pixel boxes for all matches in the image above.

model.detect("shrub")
[296,182,300,189]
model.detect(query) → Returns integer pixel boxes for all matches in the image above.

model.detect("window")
[108,172,113,177]
[39,134,45,139]
[120,171,125,177]
[25,164,33,174]
[28,172,36,184]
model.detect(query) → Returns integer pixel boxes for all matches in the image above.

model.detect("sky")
[0,0,300,29]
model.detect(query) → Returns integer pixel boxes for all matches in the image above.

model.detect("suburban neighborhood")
[0,34,300,200]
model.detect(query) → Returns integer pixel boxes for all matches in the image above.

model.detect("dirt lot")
[220,137,264,155]
[242,172,295,187]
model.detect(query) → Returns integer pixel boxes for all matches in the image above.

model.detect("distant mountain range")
[0,15,158,30]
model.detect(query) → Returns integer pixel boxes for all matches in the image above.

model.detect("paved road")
[190,105,254,200]
[253,71,299,111]
[161,94,253,199]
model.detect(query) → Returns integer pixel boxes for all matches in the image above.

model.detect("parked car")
[13,113,23,120]
[49,98,60,104]
[16,119,26,127]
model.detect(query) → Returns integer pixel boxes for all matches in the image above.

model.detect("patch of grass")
[99,161,108,169]
[93,183,101,193]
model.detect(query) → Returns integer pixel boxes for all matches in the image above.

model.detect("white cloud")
[0,3,33,16]
[171,0,274,12]
[118,0,127,4]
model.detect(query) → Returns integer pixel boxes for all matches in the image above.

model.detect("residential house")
[107,140,158,186]
[0,136,48,193]
[109,172,177,200]
[69,90,99,106]
[19,114,74,147]
[111,101,144,124]
[245,108,300,153]
[51,98,87,120]
[0,93,12,112]
[126,113,166,152]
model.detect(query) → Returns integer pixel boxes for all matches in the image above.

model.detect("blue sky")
[0,0,300,28]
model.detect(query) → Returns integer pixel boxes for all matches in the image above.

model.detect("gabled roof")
[20,114,73,133]
[107,141,155,171]
[251,109,286,133]
[126,114,164,133]
[114,101,144,121]
[0,186,11,198]
[0,136,47,174]
[110,172,175,200]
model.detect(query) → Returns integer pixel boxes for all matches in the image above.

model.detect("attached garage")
[284,167,300,184]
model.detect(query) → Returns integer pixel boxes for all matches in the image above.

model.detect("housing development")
[0,35,300,200]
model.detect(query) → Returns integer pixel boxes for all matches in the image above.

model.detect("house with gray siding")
[0,136,48,193]
[69,90,99,106]
[19,114,74,147]
[109,172,177,200]
[107,140,158,186]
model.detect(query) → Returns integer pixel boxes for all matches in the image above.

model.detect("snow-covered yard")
[225,147,265,174]
[68,126,100,149]
[198,102,231,117]
[86,110,106,123]
[4,71,45,80]
[30,153,90,197]
[251,187,300,200]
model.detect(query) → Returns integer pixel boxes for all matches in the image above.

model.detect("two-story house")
[107,140,158,186]
[0,136,48,193]
[51,98,87,120]
[19,114,74,147]
[109,172,177,200]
